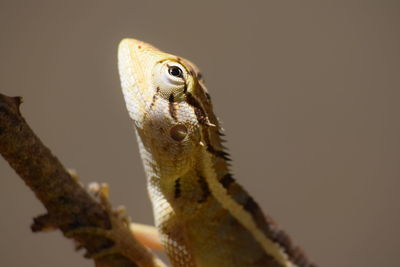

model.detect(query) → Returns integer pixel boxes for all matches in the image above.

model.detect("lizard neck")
[136,128,228,207]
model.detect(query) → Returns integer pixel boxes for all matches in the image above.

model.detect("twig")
[0,93,165,267]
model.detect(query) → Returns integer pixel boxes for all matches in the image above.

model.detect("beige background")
[1,1,399,266]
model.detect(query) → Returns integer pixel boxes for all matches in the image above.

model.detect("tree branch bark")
[0,93,165,267]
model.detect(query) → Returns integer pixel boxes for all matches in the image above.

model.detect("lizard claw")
[88,182,112,210]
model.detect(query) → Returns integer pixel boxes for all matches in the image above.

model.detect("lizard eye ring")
[159,61,186,86]
[152,60,187,99]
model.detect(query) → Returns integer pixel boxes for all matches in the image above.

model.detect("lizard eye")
[168,66,183,78]
[152,60,187,99]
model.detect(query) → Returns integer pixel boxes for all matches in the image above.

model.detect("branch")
[0,93,165,267]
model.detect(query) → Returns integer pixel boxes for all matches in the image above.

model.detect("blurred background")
[0,1,399,266]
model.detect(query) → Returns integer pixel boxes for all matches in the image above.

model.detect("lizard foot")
[65,182,165,266]
[64,183,130,258]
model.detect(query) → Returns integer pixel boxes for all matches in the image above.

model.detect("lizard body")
[118,38,316,267]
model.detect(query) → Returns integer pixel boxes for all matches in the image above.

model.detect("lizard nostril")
[170,124,188,142]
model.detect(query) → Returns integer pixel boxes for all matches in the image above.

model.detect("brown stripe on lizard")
[185,91,209,126]
[184,84,231,162]
[168,93,178,121]
[174,178,181,199]
[219,172,316,267]
[197,175,210,203]
[149,86,161,110]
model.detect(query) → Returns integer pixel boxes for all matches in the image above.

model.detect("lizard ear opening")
[170,124,188,142]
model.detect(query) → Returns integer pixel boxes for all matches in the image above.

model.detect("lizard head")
[118,38,218,177]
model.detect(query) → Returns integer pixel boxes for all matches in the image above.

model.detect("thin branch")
[0,93,165,267]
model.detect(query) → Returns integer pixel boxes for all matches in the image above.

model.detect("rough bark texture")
[0,93,164,267]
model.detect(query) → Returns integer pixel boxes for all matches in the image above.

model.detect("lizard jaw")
[118,38,161,127]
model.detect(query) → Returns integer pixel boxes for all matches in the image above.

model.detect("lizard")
[118,38,317,267]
